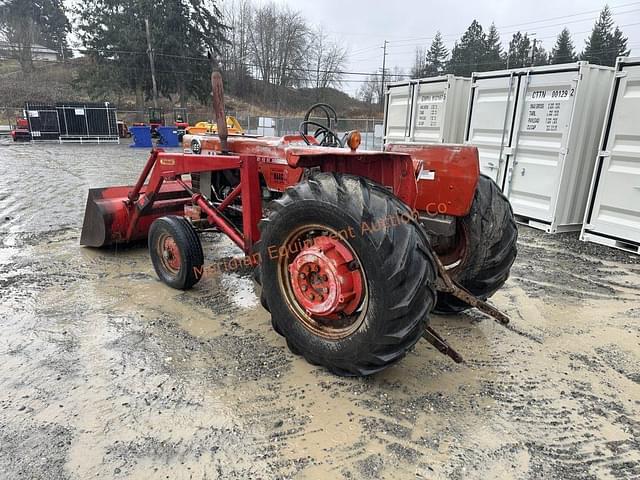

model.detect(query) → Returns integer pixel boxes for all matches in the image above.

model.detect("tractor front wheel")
[258,173,437,376]
[149,216,204,290]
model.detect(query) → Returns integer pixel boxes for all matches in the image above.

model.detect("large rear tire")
[258,172,437,376]
[434,175,517,314]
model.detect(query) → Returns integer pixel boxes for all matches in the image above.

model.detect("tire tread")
[260,172,437,376]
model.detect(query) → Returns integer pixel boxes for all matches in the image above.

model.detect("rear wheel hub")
[288,236,363,317]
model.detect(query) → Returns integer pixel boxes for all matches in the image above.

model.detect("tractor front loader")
[80,72,517,377]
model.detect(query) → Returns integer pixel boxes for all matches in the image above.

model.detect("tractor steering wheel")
[299,103,343,148]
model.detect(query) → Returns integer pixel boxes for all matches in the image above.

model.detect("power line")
[327,0,640,43]
[3,3,632,82]
[360,21,640,62]
[53,46,413,78]
[340,0,640,62]
[3,40,636,86]
[385,7,640,47]
[497,1,640,29]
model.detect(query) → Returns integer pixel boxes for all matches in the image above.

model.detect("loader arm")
[81,149,262,254]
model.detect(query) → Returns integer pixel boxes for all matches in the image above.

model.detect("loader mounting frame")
[130,150,262,254]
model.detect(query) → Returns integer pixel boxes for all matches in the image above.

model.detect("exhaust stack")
[211,71,229,153]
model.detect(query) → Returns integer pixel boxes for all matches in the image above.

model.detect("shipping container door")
[466,75,518,185]
[506,71,578,222]
[411,81,446,143]
[384,85,413,142]
[588,64,640,242]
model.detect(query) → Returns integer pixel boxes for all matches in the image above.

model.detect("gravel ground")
[0,141,639,479]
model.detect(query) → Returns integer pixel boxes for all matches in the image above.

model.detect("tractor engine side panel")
[257,158,305,191]
[384,143,479,217]
[184,134,304,192]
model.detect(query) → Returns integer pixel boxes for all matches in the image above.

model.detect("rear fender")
[384,144,479,217]
[287,150,418,209]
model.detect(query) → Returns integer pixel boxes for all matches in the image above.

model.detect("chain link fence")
[229,113,384,150]
[2,106,384,150]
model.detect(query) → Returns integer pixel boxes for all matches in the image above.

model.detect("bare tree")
[247,3,273,89]
[221,0,253,93]
[308,26,347,90]
[249,3,307,89]
[273,6,308,87]
[357,74,381,105]
[358,65,403,111]
[221,1,350,106]
[389,66,405,82]
[411,47,427,78]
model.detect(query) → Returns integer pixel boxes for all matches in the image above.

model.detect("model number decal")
[528,88,574,101]
[258,156,288,165]
[418,169,436,181]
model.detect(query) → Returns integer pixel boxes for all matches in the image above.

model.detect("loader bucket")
[80,182,191,247]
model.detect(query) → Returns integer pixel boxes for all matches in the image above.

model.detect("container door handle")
[521,167,526,176]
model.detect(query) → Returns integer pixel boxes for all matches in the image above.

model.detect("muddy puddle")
[0,143,639,479]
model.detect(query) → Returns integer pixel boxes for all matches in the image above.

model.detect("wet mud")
[0,143,639,479]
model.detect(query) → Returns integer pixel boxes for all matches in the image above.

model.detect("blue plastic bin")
[156,126,180,147]
[129,125,153,148]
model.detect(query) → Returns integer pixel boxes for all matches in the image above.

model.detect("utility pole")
[145,18,159,110]
[529,34,538,67]
[380,40,388,106]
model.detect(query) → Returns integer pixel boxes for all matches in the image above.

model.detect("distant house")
[0,41,58,61]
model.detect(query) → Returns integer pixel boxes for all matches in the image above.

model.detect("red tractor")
[173,107,189,141]
[134,107,164,137]
[81,73,517,376]
[10,117,31,142]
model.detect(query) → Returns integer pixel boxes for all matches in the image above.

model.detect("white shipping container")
[384,75,471,144]
[581,57,640,254]
[465,62,614,233]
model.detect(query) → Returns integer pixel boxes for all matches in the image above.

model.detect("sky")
[273,0,640,94]
[62,0,640,95]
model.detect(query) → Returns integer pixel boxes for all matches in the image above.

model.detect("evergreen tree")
[582,5,613,64]
[484,23,504,71]
[582,5,629,66]
[506,32,547,68]
[550,28,576,64]
[506,31,531,68]
[449,20,486,76]
[38,0,70,57]
[76,0,227,108]
[0,0,70,71]
[532,43,548,66]
[608,26,629,62]
[423,31,448,76]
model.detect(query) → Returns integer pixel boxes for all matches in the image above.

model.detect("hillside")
[0,58,381,123]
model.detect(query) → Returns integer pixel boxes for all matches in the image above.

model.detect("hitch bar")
[433,254,510,326]
[423,327,464,364]
[421,253,512,364]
